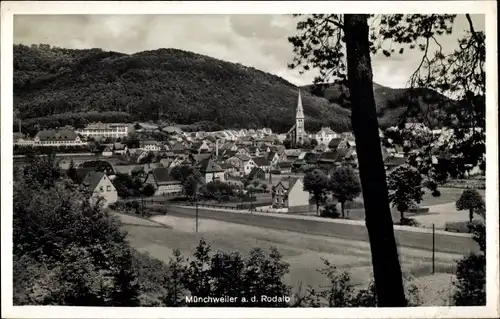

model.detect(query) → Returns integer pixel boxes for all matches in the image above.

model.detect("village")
[12,90,484,232]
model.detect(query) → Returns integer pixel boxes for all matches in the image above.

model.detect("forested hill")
[14,44,450,135]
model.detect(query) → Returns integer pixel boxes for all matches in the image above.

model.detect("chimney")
[216,139,219,157]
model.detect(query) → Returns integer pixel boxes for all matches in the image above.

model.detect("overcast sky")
[14,14,484,88]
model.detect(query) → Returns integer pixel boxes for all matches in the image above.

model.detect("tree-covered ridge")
[14,44,449,134]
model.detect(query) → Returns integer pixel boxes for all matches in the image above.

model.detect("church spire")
[296,89,304,119]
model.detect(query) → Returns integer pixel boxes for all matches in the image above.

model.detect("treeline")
[14,44,352,134]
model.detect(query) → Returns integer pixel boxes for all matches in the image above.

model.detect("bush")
[320,203,340,219]
[399,217,420,227]
[453,253,486,306]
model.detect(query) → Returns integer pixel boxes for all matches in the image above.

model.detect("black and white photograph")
[1,1,498,318]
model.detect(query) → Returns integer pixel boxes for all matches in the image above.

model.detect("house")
[328,138,343,151]
[315,127,339,145]
[313,143,330,153]
[198,158,226,183]
[140,140,162,152]
[220,162,238,177]
[266,151,280,167]
[136,122,159,132]
[316,150,349,166]
[191,140,210,154]
[102,146,113,157]
[252,156,271,172]
[284,149,302,162]
[247,167,267,181]
[338,138,355,149]
[227,154,256,176]
[77,160,116,177]
[271,177,311,213]
[277,161,293,173]
[248,146,261,157]
[221,142,238,152]
[171,142,187,154]
[163,126,183,135]
[144,167,183,196]
[236,147,251,157]
[113,142,128,155]
[81,171,118,208]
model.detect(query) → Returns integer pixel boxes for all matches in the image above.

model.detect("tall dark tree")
[289,14,409,306]
[288,13,485,307]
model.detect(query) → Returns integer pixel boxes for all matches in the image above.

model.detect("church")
[286,90,306,148]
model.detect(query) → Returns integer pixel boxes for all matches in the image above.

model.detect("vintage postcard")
[1,1,498,318]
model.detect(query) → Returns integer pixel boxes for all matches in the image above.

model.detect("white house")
[81,171,118,208]
[140,140,162,152]
[198,159,226,183]
[315,127,339,145]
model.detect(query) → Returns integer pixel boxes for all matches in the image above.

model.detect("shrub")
[320,203,340,219]
[399,217,420,227]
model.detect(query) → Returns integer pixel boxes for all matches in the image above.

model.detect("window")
[99,186,104,192]
[281,199,284,204]
[107,186,111,192]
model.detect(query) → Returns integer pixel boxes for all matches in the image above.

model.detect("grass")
[118,212,462,305]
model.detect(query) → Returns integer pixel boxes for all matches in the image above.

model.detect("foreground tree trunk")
[344,14,407,307]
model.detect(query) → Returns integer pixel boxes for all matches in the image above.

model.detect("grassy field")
[116,212,461,306]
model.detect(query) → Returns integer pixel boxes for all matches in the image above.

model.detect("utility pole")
[195,193,199,233]
[432,223,435,274]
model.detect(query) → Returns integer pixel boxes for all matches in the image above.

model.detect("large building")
[33,129,87,147]
[75,122,129,139]
[286,90,306,148]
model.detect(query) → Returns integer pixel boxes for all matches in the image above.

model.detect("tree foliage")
[387,165,425,223]
[328,165,361,218]
[455,189,485,223]
[13,157,139,305]
[303,169,329,216]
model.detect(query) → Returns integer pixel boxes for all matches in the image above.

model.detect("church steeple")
[296,89,304,119]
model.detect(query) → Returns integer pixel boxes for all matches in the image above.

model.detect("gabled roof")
[81,171,106,193]
[149,167,180,185]
[328,138,343,148]
[222,150,237,158]
[247,166,266,180]
[317,150,347,163]
[235,154,251,162]
[199,158,224,173]
[220,162,235,169]
[36,129,78,141]
[266,151,277,160]
[171,142,185,151]
[253,156,271,167]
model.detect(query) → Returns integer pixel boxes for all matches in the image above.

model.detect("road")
[163,205,479,255]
